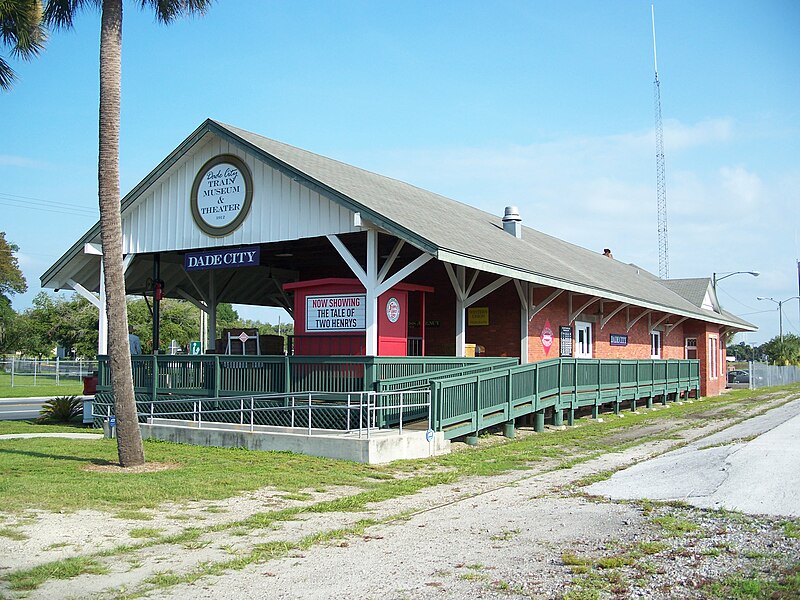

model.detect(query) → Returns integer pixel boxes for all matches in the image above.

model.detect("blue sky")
[2,0,799,345]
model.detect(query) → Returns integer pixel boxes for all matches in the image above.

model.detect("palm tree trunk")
[99,0,144,467]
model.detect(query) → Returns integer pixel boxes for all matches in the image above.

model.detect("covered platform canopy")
[41,119,755,361]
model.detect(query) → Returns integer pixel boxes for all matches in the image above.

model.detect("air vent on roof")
[502,206,522,239]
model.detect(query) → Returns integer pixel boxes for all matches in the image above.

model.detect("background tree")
[43,0,214,468]
[15,292,57,357]
[729,341,759,362]
[0,232,27,302]
[760,334,800,366]
[0,232,27,353]
[53,294,98,357]
[0,0,45,90]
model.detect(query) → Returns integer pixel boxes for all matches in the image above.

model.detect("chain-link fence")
[749,362,800,389]
[0,358,98,388]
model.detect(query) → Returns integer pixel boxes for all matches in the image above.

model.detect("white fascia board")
[436,249,756,331]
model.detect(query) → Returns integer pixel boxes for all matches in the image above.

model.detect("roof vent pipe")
[502,206,522,239]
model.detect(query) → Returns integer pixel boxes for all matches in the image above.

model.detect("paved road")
[0,397,50,420]
[0,396,92,421]
[588,397,800,517]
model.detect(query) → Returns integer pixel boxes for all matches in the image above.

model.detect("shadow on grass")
[0,447,116,466]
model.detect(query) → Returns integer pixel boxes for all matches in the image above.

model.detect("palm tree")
[44,0,213,467]
[1,0,46,90]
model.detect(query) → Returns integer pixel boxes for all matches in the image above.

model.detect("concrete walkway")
[0,432,102,440]
[587,397,800,517]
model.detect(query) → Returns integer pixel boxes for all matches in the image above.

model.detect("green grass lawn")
[0,384,797,514]
[0,371,84,398]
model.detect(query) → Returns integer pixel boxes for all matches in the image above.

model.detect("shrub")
[38,396,83,424]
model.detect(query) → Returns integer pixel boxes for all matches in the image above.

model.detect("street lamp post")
[712,271,760,294]
[756,296,800,345]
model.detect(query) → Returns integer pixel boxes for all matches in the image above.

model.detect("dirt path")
[1,392,799,599]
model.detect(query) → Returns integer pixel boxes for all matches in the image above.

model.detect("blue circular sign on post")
[109,416,116,428]
[425,429,434,442]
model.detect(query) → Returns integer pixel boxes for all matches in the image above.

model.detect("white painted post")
[455,266,466,357]
[200,303,208,352]
[98,261,108,355]
[517,281,530,365]
[520,305,529,364]
[365,228,379,356]
[208,271,217,353]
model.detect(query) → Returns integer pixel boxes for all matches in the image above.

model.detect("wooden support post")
[151,354,158,403]
[553,407,563,426]
[568,409,575,426]
[534,410,545,432]
[214,355,221,398]
[503,420,515,438]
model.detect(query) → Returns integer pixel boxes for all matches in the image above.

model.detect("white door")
[650,331,662,359]
[574,321,592,358]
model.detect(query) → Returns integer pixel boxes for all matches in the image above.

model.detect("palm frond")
[42,0,99,29]
[1,0,45,54]
[0,55,15,89]
[142,0,213,25]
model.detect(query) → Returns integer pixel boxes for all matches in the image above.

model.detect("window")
[708,336,719,379]
[574,321,592,358]
[685,338,697,359]
[650,330,662,359]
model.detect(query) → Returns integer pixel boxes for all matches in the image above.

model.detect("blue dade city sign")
[609,334,628,347]
[184,246,260,272]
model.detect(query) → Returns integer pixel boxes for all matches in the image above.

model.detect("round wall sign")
[385,297,401,323]
[190,154,254,236]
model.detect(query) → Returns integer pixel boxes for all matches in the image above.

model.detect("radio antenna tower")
[652,4,669,279]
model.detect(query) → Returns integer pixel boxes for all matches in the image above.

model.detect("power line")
[718,287,761,312]
[0,193,97,217]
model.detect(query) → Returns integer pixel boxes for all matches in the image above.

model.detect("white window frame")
[708,335,719,379]
[650,330,662,359]
[574,320,592,358]
[685,337,697,359]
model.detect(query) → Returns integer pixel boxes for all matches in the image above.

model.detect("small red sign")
[542,320,554,356]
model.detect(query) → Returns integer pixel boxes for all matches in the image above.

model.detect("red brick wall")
[684,321,723,397]
[400,262,721,397]
[464,274,519,357]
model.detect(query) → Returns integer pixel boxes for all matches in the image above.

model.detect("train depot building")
[41,120,756,461]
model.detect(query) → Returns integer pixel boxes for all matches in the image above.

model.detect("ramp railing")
[430,358,700,440]
[94,389,431,439]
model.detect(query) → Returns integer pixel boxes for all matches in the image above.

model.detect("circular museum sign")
[190,154,253,236]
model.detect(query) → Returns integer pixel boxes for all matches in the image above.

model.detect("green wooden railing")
[94,356,699,439]
[373,357,520,427]
[429,358,700,440]
[94,354,516,428]
[96,354,523,398]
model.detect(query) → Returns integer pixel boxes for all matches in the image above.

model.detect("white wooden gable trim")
[121,135,359,255]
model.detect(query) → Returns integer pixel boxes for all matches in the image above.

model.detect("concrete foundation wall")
[140,419,450,464]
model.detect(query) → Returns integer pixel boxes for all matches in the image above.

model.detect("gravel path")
[1,392,799,600]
